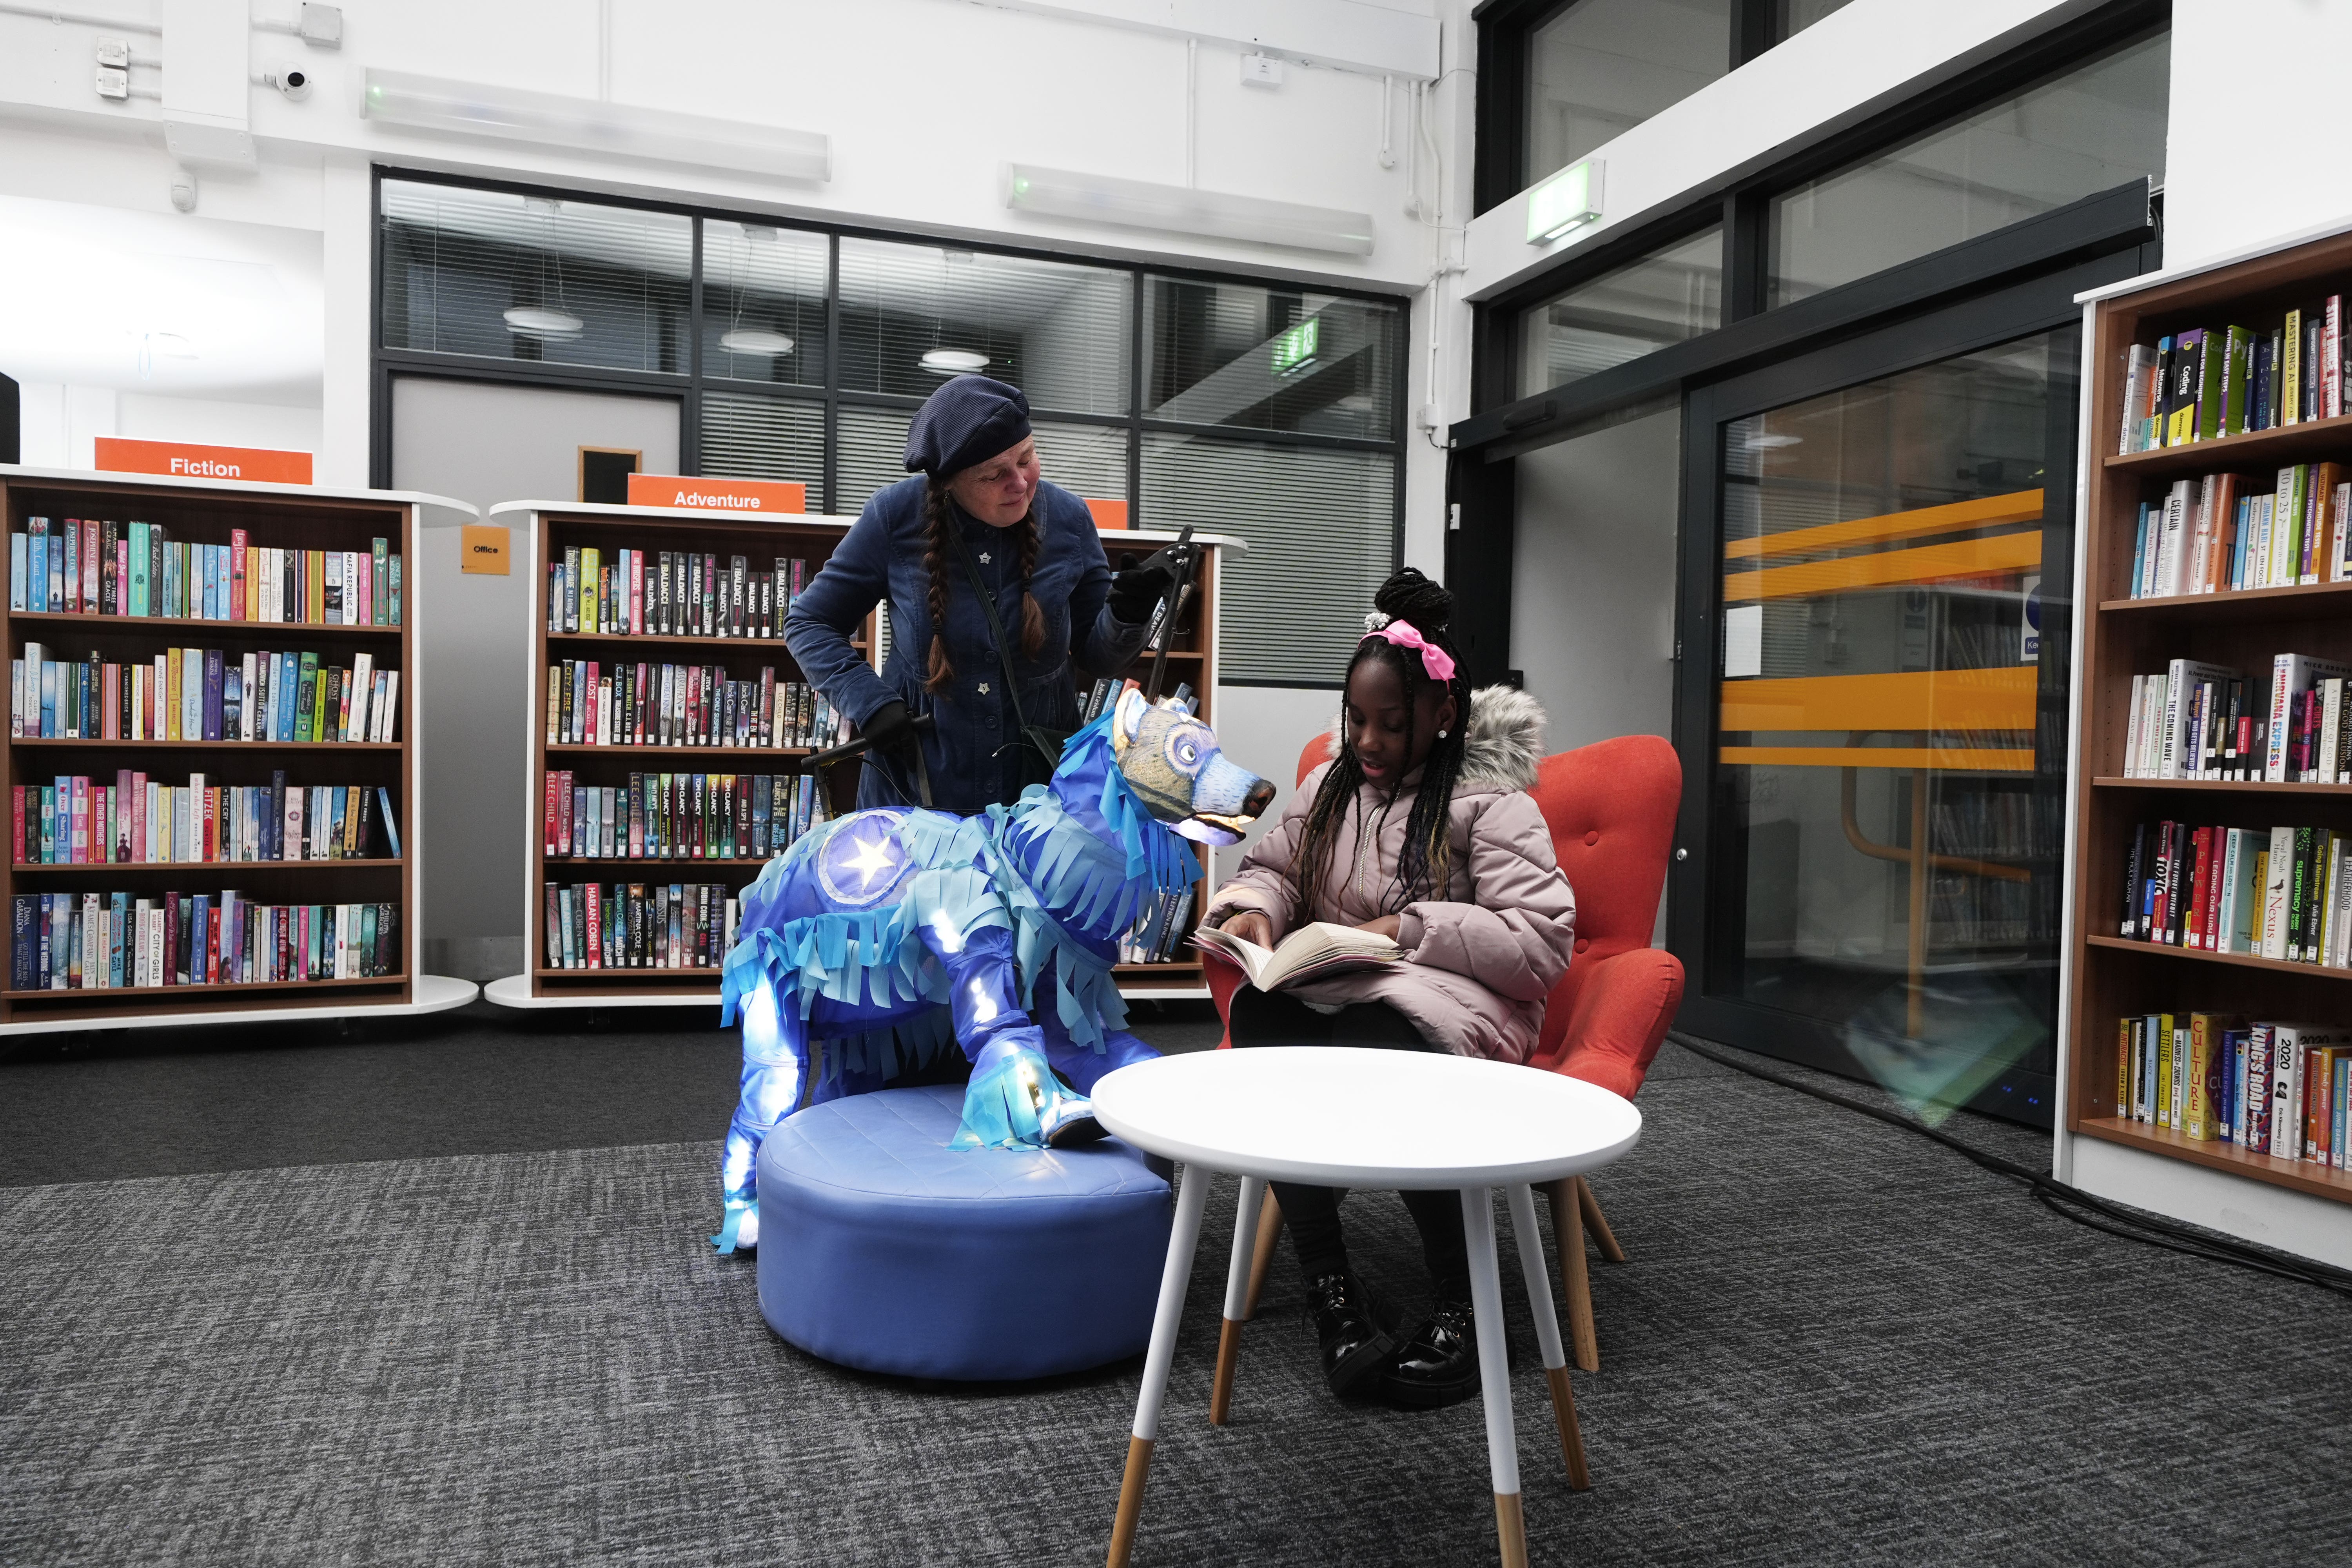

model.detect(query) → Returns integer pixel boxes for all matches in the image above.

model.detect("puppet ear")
[1112,681,1149,753]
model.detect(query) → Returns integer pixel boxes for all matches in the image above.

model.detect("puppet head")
[1109,684,1276,847]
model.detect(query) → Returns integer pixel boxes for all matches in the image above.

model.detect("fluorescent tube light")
[363,69,830,182]
[1004,163,1373,257]
[1526,158,1602,245]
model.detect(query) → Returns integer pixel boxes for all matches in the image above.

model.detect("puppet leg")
[715,977,808,1254]
[1042,1022,1159,1095]
[921,924,1082,1151]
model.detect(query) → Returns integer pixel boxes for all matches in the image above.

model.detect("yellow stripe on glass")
[1724,531,2042,604]
[1719,667,2036,732]
[1722,488,2043,563]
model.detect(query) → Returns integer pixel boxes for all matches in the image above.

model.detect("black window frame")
[366,165,1410,559]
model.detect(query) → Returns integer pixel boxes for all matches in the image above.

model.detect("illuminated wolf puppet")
[713,686,1276,1251]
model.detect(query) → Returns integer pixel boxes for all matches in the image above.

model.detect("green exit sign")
[1271,317,1320,376]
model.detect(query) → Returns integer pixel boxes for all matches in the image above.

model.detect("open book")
[1192,919,1403,991]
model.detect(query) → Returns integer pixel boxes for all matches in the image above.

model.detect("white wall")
[2161,0,2352,267]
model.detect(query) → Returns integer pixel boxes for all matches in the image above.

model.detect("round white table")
[1089,1046,1643,1567]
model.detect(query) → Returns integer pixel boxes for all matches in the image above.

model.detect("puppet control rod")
[1142,524,1197,704]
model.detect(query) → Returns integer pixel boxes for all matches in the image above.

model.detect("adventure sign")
[625,474,806,514]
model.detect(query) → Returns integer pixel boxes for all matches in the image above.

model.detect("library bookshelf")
[2063,226,2352,1261]
[0,465,481,1036]
[481,497,1241,1012]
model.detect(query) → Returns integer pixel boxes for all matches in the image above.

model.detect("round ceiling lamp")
[720,328,796,356]
[504,305,585,338]
[920,348,989,374]
[1744,432,1802,450]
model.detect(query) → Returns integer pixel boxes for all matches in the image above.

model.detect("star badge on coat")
[978,682,990,694]
[978,551,991,564]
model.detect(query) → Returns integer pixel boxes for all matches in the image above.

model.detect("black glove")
[1108,561,1177,626]
[859,700,920,766]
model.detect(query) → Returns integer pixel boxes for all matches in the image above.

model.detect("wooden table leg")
[1509,1183,1591,1492]
[1460,1185,1527,1568]
[1242,1186,1282,1320]
[1549,1178,1598,1372]
[1108,1164,1212,1568]
[1211,1175,1265,1425]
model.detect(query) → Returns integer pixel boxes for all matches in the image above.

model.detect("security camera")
[263,64,311,100]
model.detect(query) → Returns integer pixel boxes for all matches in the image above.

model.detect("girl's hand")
[1358,915,1402,940]
[1215,910,1274,948]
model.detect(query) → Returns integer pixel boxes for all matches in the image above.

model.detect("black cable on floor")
[1664,1031,2352,1299]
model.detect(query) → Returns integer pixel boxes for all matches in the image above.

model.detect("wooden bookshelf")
[2064,230,2352,1248]
[485,498,1241,1010]
[0,465,481,1034]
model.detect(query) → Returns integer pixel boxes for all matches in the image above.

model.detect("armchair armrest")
[1531,947,1684,1100]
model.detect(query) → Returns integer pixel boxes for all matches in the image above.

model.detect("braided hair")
[921,477,1047,693]
[1290,568,1471,918]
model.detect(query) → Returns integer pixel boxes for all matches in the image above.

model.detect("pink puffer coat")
[1202,687,1575,1063]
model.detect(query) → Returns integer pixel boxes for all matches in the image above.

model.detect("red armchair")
[1209,730,1684,1374]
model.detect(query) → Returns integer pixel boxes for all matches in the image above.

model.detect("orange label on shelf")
[1085,498,1131,529]
[626,474,806,513]
[461,525,512,575]
[93,436,313,485]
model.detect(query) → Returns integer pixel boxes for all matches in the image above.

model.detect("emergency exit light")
[1272,318,1320,376]
[1526,159,1603,245]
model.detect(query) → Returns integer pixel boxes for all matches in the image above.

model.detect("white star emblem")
[978,681,990,694]
[978,551,991,564]
[841,834,898,892]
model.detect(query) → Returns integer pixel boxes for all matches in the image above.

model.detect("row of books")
[2116,301,2351,454]
[545,661,839,752]
[2120,655,2351,782]
[12,642,400,746]
[13,777,398,866]
[1117,887,1194,964]
[1079,675,1194,725]
[549,547,808,640]
[2125,465,2350,596]
[543,882,738,971]
[2116,1012,2351,1167]
[2118,820,2352,966]
[11,518,401,626]
[544,770,822,861]
[9,892,399,991]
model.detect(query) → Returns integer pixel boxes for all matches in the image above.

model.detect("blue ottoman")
[755,1084,1174,1380]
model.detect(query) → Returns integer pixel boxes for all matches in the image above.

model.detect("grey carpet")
[4,1039,2348,1566]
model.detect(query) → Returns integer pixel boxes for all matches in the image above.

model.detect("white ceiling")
[0,192,324,405]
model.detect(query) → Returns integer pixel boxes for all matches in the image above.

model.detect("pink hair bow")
[1365,618,1456,684]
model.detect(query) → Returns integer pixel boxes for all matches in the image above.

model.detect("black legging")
[1227,987,1470,1302]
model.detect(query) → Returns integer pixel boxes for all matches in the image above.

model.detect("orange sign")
[1084,498,1131,530]
[626,474,806,514]
[461,525,512,575]
[94,436,313,485]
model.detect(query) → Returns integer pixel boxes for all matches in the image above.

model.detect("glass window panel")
[1777,0,1854,42]
[1143,279,1398,440]
[378,180,691,373]
[834,404,916,515]
[1518,223,1722,397]
[1527,0,1732,187]
[837,238,1129,414]
[699,393,825,497]
[1141,433,1393,684]
[702,222,828,388]
[1770,31,2169,308]
[1713,332,2064,1105]
[1032,421,1130,506]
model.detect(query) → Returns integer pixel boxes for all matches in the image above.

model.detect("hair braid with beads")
[922,477,1046,694]
[1289,568,1470,917]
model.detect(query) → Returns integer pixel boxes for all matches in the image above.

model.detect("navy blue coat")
[786,477,1149,813]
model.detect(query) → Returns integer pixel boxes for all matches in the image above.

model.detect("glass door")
[1672,308,2079,1126]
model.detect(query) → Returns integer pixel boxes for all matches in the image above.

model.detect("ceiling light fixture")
[920,348,990,374]
[720,328,796,356]
[1745,433,1803,450]
[362,68,831,183]
[504,305,585,338]
[1003,163,1374,256]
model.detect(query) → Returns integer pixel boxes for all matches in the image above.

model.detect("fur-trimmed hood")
[1323,684,1547,795]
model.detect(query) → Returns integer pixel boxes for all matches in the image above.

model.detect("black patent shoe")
[1305,1270,1396,1396]
[1378,1299,1481,1409]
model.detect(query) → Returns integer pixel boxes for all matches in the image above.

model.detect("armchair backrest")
[1531,734,1680,969]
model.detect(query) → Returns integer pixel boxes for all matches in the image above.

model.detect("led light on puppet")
[712,684,1274,1252]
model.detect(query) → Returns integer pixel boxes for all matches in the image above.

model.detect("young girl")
[1200,568,1575,1408]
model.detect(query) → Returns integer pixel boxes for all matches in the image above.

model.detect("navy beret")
[903,374,1033,478]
